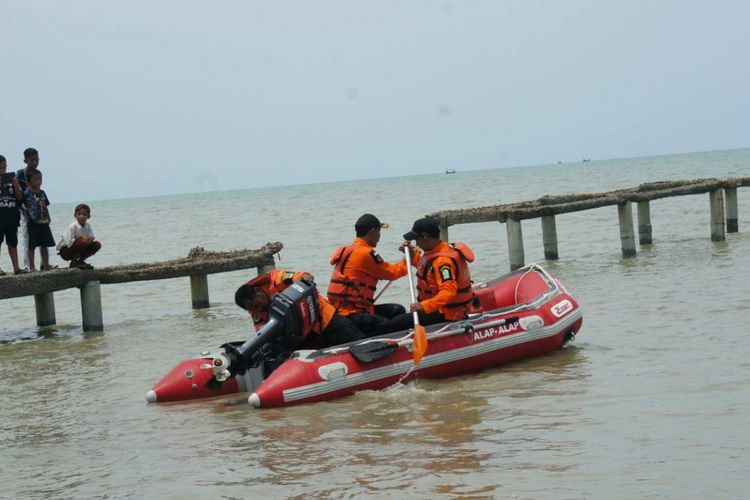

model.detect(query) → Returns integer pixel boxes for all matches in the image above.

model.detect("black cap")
[355,213,386,231]
[403,217,441,240]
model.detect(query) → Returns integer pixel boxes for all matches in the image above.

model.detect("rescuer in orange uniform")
[234,269,365,347]
[388,217,475,331]
[327,213,417,336]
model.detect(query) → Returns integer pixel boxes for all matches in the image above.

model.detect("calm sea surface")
[1,149,749,498]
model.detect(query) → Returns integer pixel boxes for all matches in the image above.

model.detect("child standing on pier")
[16,147,41,270]
[56,204,101,269]
[23,170,57,272]
[0,155,27,275]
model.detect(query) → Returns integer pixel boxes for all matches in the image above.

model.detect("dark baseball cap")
[355,213,388,231]
[403,217,441,240]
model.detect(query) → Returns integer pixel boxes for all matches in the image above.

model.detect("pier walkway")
[429,177,749,270]
[0,242,282,331]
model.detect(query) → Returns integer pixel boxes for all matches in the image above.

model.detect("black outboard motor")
[210,279,321,384]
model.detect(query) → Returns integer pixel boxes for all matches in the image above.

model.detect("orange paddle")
[404,245,427,365]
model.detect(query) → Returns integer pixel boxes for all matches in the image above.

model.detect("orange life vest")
[246,269,293,296]
[416,242,475,320]
[327,245,380,314]
[246,270,335,333]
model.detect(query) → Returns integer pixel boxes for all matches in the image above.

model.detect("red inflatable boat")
[147,264,583,408]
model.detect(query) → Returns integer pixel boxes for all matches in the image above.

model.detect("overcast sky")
[2,1,748,201]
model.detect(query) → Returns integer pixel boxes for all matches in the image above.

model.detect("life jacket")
[416,242,475,320]
[246,270,333,334]
[327,245,380,314]
[246,269,294,298]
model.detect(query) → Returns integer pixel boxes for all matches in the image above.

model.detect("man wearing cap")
[235,269,366,347]
[389,217,475,330]
[327,213,416,336]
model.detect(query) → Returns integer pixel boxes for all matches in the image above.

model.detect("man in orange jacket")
[388,217,475,331]
[235,269,365,348]
[327,213,416,336]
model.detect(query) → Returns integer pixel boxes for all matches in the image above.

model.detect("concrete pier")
[541,215,559,260]
[1,242,284,333]
[34,292,56,327]
[418,176,748,268]
[257,262,276,275]
[618,202,636,258]
[709,189,726,242]
[80,281,103,332]
[725,187,738,233]
[637,201,652,245]
[506,218,525,271]
[190,274,210,309]
[439,219,450,242]
[432,177,747,267]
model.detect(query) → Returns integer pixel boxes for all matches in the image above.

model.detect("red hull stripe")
[281,308,582,404]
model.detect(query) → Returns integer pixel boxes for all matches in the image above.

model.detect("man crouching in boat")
[388,217,475,331]
[234,269,366,348]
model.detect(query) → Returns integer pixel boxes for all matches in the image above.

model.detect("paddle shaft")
[403,246,420,327]
[373,280,392,302]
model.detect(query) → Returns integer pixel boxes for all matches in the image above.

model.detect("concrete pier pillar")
[190,274,210,309]
[80,281,103,332]
[506,218,525,271]
[618,202,636,258]
[34,292,56,327]
[257,261,276,276]
[725,187,738,233]
[541,215,559,260]
[710,189,726,242]
[637,200,653,245]
[439,220,450,242]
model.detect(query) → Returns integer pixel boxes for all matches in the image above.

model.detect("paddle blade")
[349,341,398,363]
[412,325,427,365]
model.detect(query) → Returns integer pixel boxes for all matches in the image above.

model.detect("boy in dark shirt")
[23,170,57,271]
[16,147,40,270]
[0,155,26,275]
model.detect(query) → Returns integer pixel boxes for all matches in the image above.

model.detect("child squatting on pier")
[56,204,101,269]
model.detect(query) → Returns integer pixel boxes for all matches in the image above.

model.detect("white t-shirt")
[56,220,95,251]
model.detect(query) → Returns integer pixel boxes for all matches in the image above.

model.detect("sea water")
[1,148,749,498]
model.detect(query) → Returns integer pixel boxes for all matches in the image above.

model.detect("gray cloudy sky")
[2,0,748,201]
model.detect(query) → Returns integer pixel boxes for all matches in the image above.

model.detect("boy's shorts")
[0,225,18,247]
[27,223,55,249]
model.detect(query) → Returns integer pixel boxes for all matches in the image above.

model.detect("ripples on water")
[2,149,749,498]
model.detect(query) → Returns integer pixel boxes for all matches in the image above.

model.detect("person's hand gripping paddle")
[404,245,427,365]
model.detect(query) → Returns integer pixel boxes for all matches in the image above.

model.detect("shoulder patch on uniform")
[370,250,384,264]
[439,265,454,281]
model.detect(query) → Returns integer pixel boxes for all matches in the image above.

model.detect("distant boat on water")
[582,158,591,162]
[445,168,456,174]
